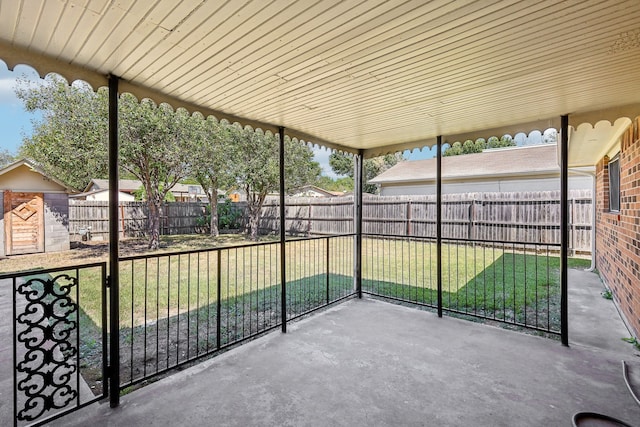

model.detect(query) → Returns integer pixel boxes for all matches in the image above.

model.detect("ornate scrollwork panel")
[14,274,79,422]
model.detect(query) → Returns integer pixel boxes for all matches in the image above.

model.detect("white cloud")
[313,146,339,178]
[0,78,19,105]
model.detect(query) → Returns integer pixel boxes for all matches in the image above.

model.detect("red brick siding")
[595,117,640,338]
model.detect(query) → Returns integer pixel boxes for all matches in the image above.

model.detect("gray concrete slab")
[568,269,638,357]
[49,295,640,427]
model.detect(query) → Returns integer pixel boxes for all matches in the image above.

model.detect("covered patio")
[48,270,640,426]
[2,1,640,426]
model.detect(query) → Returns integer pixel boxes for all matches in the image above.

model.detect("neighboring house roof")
[69,188,133,199]
[0,158,75,192]
[84,179,207,196]
[290,185,342,197]
[370,144,569,185]
[84,178,144,193]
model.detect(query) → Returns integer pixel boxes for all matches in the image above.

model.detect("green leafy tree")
[189,117,236,237]
[0,149,15,168]
[444,136,514,156]
[16,75,194,249]
[118,95,194,249]
[17,75,109,190]
[229,126,321,240]
[486,135,515,149]
[315,175,354,193]
[329,152,403,194]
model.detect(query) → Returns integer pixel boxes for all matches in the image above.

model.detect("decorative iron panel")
[14,273,80,423]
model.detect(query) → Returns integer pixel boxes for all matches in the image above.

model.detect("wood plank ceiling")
[1,0,640,158]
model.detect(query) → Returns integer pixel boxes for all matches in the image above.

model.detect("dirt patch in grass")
[0,233,267,274]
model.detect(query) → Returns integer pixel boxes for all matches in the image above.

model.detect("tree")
[0,149,15,168]
[16,75,195,249]
[118,95,194,249]
[229,126,321,240]
[17,75,109,190]
[315,175,354,193]
[443,136,514,156]
[189,117,236,237]
[329,152,403,194]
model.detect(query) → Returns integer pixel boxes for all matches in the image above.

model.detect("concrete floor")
[44,270,640,427]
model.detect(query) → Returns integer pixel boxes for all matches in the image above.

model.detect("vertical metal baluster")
[502,243,506,321]
[512,243,516,324]
[524,243,527,326]
[187,254,191,359]
[143,259,148,377]
[101,263,108,398]
[129,262,134,382]
[547,244,551,332]
[483,244,487,316]
[535,244,539,328]
[76,268,81,408]
[166,255,171,370]
[241,247,245,338]
[493,243,496,320]
[176,255,181,365]
[262,246,267,329]
[196,252,201,356]
[156,257,160,373]
[206,251,210,352]
[216,250,222,350]
[12,277,17,425]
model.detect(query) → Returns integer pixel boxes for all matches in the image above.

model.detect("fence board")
[69,189,592,253]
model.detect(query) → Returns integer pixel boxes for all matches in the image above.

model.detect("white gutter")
[569,168,596,271]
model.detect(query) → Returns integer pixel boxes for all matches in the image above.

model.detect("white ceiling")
[1,0,639,162]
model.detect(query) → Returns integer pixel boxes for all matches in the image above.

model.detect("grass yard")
[7,233,591,391]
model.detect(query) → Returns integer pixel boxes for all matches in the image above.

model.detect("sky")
[0,64,42,155]
[0,64,545,177]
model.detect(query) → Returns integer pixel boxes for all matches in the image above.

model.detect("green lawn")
[15,236,590,387]
[44,237,587,333]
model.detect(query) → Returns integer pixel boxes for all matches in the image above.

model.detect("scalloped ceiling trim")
[0,41,355,156]
[1,41,638,161]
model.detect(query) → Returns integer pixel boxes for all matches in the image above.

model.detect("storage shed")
[0,158,73,256]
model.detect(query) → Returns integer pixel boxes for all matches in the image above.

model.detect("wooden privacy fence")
[260,190,593,254]
[69,189,592,253]
[69,200,210,239]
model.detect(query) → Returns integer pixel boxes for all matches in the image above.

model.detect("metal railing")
[1,263,108,427]
[361,234,561,334]
[117,234,356,387]
[5,231,565,426]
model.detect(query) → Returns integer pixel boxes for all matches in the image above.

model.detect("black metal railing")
[6,230,565,426]
[117,234,356,387]
[361,234,561,334]
[1,263,108,427]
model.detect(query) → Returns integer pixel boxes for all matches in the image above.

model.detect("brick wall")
[595,117,640,338]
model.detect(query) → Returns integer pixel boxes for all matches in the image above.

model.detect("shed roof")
[1,1,639,163]
[0,158,75,192]
[370,144,577,184]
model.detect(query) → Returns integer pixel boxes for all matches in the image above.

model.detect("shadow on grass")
[117,273,355,386]
[364,253,564,332]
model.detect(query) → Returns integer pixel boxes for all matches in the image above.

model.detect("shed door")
[3,191,44,255]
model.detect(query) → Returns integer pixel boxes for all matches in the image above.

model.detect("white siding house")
[370,144,593,196]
